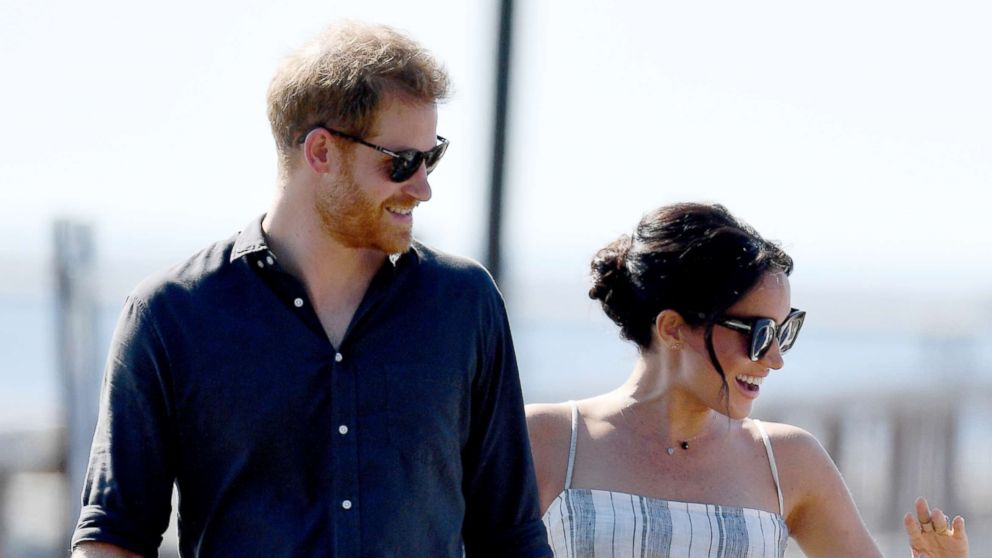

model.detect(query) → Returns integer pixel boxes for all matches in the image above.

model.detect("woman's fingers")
[951,515,967,541]
[904,512,921,538]
[930,507,950,535]
[906,497,969,558]
[915,497,930,522]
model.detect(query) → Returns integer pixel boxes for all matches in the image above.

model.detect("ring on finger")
[920,519,934,532]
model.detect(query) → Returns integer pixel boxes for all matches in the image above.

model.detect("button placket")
[329,337,359,548]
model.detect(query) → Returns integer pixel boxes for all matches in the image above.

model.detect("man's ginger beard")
[316,158,416,254]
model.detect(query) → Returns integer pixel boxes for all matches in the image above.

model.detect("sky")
[507,1,992,294]
[0,0,989,397]
[0,1,490,271]
[2,0,990,304]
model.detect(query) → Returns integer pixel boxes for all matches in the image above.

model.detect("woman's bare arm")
[771,424,884,557]
[525,402,573,514]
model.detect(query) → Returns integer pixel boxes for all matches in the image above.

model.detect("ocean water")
[3,293,992,426]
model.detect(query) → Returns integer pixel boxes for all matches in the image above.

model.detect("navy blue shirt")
[72,216,550,558]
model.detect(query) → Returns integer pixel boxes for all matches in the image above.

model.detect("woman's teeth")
[736,374,763,392]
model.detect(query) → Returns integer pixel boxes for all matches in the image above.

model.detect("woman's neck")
[609,358,723,446]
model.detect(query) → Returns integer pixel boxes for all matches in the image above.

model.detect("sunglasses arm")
[718,319,753,333]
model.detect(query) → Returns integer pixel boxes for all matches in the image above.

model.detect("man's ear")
[302,128,335,174]
[653,309,686,349]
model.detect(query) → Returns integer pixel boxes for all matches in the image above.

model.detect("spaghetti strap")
[563,400,579,490]
[753,419,785,516]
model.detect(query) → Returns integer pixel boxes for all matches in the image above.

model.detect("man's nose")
[402,165,432,202]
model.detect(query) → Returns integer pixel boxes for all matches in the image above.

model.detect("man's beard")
[316,170,416,255]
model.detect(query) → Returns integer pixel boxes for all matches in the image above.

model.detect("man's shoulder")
[409,241,496,288]
[129,231,241,308]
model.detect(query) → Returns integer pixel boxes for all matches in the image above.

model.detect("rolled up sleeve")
[71,295,176,557]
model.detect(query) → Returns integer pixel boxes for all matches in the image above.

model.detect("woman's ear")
[654,309,686,350]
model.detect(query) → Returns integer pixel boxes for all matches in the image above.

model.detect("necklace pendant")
[666,447,675,455]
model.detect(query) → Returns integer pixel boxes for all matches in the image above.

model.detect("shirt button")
[266,255,274,265]
[338,425,349,435]
[341,499,352,510]
[293,298,304,308]
[334,352,343,363]
[256,260,264,268]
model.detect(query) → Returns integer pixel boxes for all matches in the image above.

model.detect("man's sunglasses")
[714,308,806,361]
[298,126,448,183]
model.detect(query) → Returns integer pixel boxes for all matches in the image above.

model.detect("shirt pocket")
[384,364,466,465]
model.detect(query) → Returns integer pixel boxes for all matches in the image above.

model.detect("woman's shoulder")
[749,420,886,553]
[749,418,827,459]
[525,401,577,511]
[525,401,575,454]
[749,419,844,508]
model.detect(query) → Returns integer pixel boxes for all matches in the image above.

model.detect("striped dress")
[542,402,789,557]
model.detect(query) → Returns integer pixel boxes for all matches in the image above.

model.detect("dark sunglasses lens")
[778,314,804,353]
[424,142,448,174]
[750,321,775,361]
[389,152,424,182]
[388,139,447,181]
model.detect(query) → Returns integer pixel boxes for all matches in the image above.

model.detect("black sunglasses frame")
[714,308,806,362]
[298,126,448,183]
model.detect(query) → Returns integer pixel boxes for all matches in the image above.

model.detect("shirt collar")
[230,213,422,270]
[230,214,271,263]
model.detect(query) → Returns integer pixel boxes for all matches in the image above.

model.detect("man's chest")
[166,318,476,473]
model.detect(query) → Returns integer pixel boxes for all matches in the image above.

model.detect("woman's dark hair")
[589,202,793,387]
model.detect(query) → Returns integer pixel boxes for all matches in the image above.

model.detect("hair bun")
[587,203,794,350]
[589,234,635,323]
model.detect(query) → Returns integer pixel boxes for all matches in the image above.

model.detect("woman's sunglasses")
[298,126,448,183]
[714,308,806,361]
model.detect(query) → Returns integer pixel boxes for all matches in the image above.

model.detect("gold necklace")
[618,397,709,456]
[664,416,718,455]
[664,414,729,456]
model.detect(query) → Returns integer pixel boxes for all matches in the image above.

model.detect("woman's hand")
[903,497,968,558]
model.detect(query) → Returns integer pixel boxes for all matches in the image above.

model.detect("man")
[71,22,551,557]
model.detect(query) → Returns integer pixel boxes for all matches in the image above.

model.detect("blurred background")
[1,0,990,556]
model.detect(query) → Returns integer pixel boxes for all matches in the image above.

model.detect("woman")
[526,203,968,557]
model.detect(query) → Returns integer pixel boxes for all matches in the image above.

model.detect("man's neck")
[262,195,385,309]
